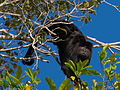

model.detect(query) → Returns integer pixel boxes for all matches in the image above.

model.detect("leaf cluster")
[0,66,41,90]
[95,45,120,89]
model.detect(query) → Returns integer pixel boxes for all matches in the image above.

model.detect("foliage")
[98,46,120,89]
[0,66,41,89]
[46,77,73,90]
[1,46,120,89]
[0,0,120,89]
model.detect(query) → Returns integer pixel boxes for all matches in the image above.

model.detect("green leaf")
[99,45,110,65]
[114,81,120,89]
[65,60,77,72]
[0,45,3,49]
[99,45,110,61]
[107,54,116,63]
[104,68,113,75]
[16,66,22,79]
[81,70,102,77]
[85,18,89,24]
[33,72,37,79]
[88,8,96,14]
[7,71,23,84]
[102,60,111,65]
[110,65,117,70]
[46,77,56,90]
[19,75,26,81]
[59,78,73,90]
[0,80,9,87]
[5,75,18,87]
[5,76,12,84]
[82,59,90,67]
[115,53,120,55]
[25,67,41,84]
[93,1,99,8]
[76,61,82,72]
[116,61,120,64]
[99,50,107,60]
[76,60,90,72]
[26,67,34,80]
[87,16,91,21]
[116,73,120,80]
[81,17,85,21]
[92,85,103,90]
[109,73,115,79]
[103,45,110,51]
[83,1,90,8]
[33,79,41,85]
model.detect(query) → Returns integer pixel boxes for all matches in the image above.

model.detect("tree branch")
[0,44,31,52]
[0,11,21,16]
[0,35,31,41]
[87,35,120,52]
[0,0,20,7]
[102,0,120,12]
[0,53,50,63]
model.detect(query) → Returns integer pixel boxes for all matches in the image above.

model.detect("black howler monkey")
[22,19,93,84]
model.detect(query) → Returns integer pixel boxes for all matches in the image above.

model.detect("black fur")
[22,44,37,65]
[22,19,93,83]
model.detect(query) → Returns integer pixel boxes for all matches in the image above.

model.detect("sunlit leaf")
[93,1,99,8]
[81,70,102,77]
[109,73,115,79]
[99,50,107,61]
[116,61,120,64]
[26,68,34,80]
[92,85,103,90]
[65,60,76,72]
[46,77,56,90]
[115,53,120,55]
[77,60,91,73]
[99,45,109,61]
[83,1,90,8]
[59,78,73,90]
[19,75,26,81]
[0,80,9,87]
[103,45,110,51]
[7,71,23,84]
[110,65,117,70]
[114,81,120,89]
[116,73,120,80]
[76,61,82,71]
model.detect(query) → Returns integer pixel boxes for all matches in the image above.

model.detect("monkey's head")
[43,19,72,40]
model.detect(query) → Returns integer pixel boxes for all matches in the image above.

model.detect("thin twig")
[102,0,120,12]
[0,53,49,63]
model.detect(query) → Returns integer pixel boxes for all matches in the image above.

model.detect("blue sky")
[30,1,120,89]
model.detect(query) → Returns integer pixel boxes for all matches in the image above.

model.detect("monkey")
[22,19,93,84]
[22,44,37,65]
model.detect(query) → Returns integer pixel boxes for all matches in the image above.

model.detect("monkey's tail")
[22,44,37,65]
